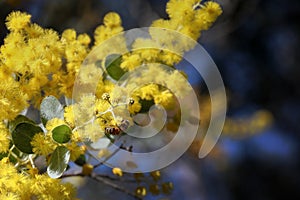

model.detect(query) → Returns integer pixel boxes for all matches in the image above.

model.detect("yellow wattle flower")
[5,11,31,31]
[112,167,123,177]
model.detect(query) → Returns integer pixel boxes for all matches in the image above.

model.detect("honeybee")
[105,126,121,135]
[104,119,130,135]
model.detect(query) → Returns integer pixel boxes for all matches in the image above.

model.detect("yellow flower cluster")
[5,11,31,31]
[121,64,190,112]
[196,94,273,138]
[0,10,126,117]
[162,0,222,39]
[0,0,222,142]
[120,0,222,71]
[31,118,84,161]
[0,73,28,121]
[31,134,56,156]
[0,1,223,198]
[109,1,222,117]
[0,158,76,200]
[1,11,63,108]
[0,121,10,153]
[223,110,273,138]
[94,12,124,46]
[128,96,142,114]
[55,29,91,98]
[64,105,76,128]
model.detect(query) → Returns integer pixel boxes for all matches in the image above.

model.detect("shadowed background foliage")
[1,0,300,199]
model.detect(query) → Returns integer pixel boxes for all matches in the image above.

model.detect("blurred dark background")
[1,0,300,199]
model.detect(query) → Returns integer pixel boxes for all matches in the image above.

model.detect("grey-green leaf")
[12,123,43,154]
[9,115,35,133]
[105,54,126,80]
[47,146,70,179]
[52,125,72,144]
[40,96,64,126]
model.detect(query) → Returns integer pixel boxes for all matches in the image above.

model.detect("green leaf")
[105,54,126,80]
[52,125,72,144]
[40,96,64,126]
[9,115,35,132]
[12,123,43,154]
[139,99,155,113]
[47,146,70,179]
[74,154,86,166]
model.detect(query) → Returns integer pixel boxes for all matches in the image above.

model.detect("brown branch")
[94,174,137,183]
[61,140,141,198]
[90,173,142,200]
[93,142,125,169]
[61,172,84,178]
[61,171,140,199]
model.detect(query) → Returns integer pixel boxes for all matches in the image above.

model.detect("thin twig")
[61,172,83,178]
[93,142,124,169]
[94,174,137,183]
[72,116,95,132]
[61,172,141,199]
[86,149,101,161]
[91,173,142,200]
[29,154,36,168]
[61,172,136,183]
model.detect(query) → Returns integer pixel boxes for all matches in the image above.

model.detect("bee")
[105,119,130,135]
[105,126,121,135]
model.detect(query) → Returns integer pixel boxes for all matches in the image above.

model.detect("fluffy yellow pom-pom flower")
[31,134,56,156]
[5,11,31,31]
[0,122,10,153]
[112,167,123,177]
